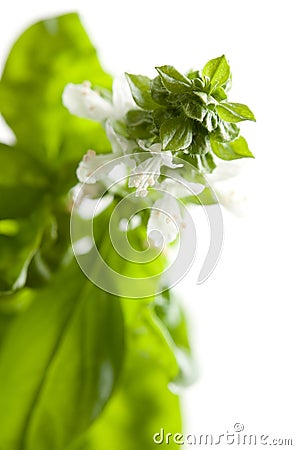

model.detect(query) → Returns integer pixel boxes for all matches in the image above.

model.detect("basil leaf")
[160,117,193,151]
[203,111,219,132]
[0,261,124,450]
[69,297,187,450]
[211,135,254,160]
[0,13,112,163]
[0,212,46,293]
[156,65,192,93]
[125,73,158,110]
[200,152,216,173]
[202,55,230,87]
[182,99,207,121]
[216,102,256,123]
[211,121,240,142]
[212,86,228,101]
[126,109,155,139]
[190,130,211,155]
[151,76,174,106]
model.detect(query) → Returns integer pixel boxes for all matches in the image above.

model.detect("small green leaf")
[193,91,208,104]
[160,117,193,151]
[211,121,240,142]
[187,69,203,80]
[125,73,158,110]
[126,109,155,139]
[203,111,219,132]
[156,65,192,93]
[153,108,176,128]
[151,76,172,106]
[190,129,211,155]
[202,55,230,87]
[216,102,256,123]
[182,99,207,121]
[212,86,228,101]
[211,135,254,160]
[201,152,216,173]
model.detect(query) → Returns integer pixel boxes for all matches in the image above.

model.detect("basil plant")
[0,13,255,450]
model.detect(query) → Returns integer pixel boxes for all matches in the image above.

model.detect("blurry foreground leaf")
[0,261,124,450]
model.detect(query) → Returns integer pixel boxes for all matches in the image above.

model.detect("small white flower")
[62,77,135,123]
[128,142,182,197]
[147,175,205,247]
[160,172,205,198]
[62,81,113,122]
[148,195,185,246]
[76,149,114,184]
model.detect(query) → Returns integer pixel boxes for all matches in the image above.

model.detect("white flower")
[147,174,205,247]
[148,195,185,247]
[128,142,182,197]
[62,81,113,122]
[76,150,114,184]
[62,77,135,123]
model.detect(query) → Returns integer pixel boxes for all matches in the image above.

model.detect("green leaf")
[190,126,211,155]
[0,260,124,450]
[211,135,254,160]
[154,291,195,389]
[69,299,184,450]
[153,108,176,128]
[151,76,174,106]
[0,144,50,220]
[0,13,112,163]
[126,109,155,139]
[203,110,219,132]
[160,117,193,151]
[0,212,46,293]
[211,121,240,142]
[125,73,158,110]
[202,55,230,87]
[216,102,256,123]
[200,152,216,173]
[156,65,192,93]
[212,86,227,101]
[182,99,207,121]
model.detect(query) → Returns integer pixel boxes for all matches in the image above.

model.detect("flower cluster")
[63,57,255,245]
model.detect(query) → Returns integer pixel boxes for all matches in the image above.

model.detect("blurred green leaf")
[0,13,112,164]
[0,211,46,293]
[69,300,184,450]
[0,260,124,450]
[0,144,49,220]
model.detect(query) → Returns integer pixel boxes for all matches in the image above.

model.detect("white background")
[1,0,296,446]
